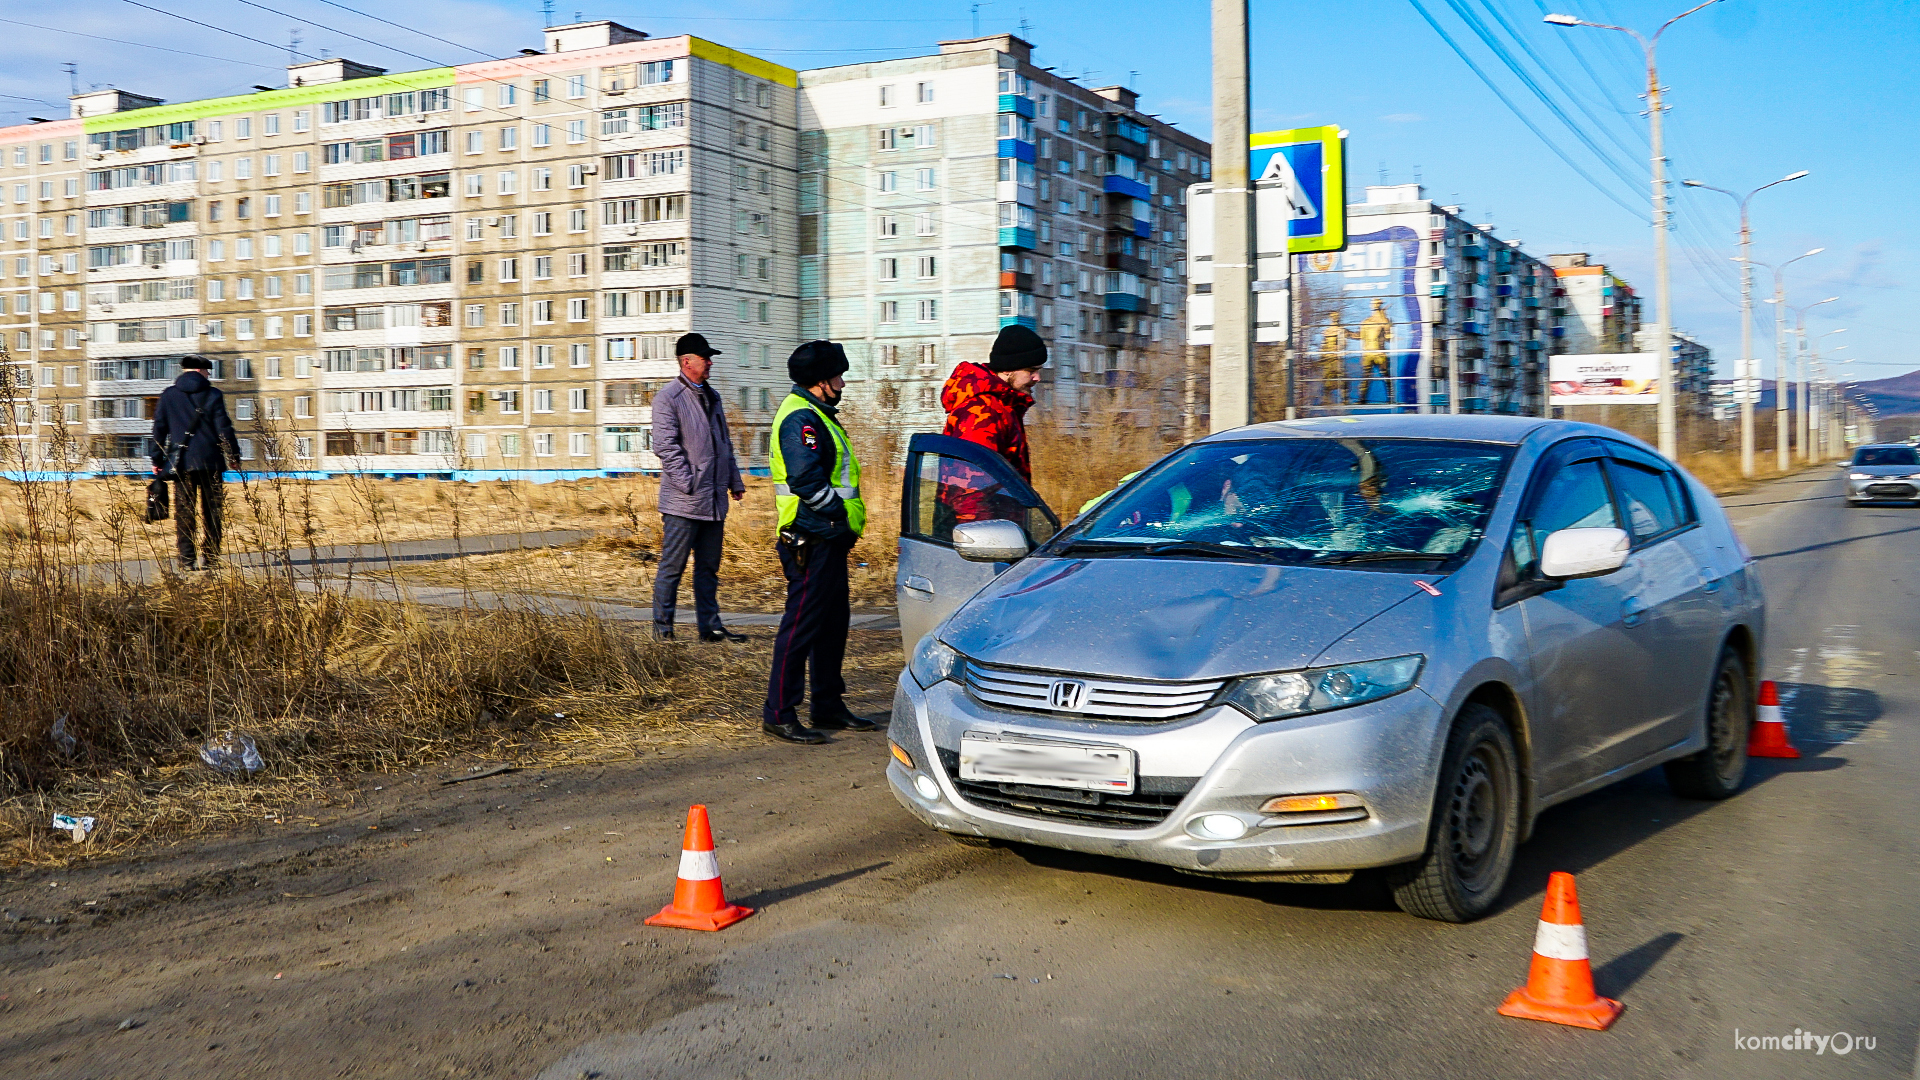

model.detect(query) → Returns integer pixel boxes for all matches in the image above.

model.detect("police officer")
[762,340,881,745]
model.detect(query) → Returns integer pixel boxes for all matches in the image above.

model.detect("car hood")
[938,556,1427,682]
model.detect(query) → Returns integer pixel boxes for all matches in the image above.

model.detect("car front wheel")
[1664,647,1751,799]
[1389,704,1520,922]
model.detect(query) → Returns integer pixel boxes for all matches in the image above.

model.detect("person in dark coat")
[150,355,240,571]
[649,332,747,641]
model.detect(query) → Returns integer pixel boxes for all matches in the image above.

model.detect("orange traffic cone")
[1497,871,1623,1030]
[644,805,754,932]
[1748,680,1800,759]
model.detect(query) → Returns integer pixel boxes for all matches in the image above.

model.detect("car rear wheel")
[1664,647,1750,799]
[1388,704,1520,922]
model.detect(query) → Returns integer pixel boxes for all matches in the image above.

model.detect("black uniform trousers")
[762,534,854,728]
[653,514,726,636]
[173,469,224,567]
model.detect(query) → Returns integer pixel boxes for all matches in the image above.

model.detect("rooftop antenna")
[541,0,555,27]
[1019,16,1032,40]
[1414,164,1423,184]
[1379,160,1388,185]
[63,63,78,97]
[971,2,986,36]
[1129,70,1139,89]
[289,28,302,65]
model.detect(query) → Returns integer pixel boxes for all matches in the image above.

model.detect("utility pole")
[1759,248,1821,471]
[63,63,78,98]
[1684,172,1808,476]
[1208,0,1254,431]
[1547,2,1719,460]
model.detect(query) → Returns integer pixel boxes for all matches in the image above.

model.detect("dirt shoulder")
[0,629,912,1080]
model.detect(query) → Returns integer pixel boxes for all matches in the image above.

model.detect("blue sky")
[2,0,1911,383]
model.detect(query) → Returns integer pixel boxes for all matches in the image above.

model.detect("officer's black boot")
[809,705,879,732]
[763,720,830,745]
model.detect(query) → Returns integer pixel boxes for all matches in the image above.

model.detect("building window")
[917,299,939,322]
[879,301,898,324]
[878,257,898,281]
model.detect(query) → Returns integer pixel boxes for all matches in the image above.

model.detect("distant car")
[1843,444,1920,506]
[886,417,1764,922]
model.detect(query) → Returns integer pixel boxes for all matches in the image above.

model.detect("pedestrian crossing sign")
[1250,126,1347,254]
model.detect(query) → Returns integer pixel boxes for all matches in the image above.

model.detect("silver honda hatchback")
[885,415,1764,921]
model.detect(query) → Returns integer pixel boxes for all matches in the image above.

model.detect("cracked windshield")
[1064,439,1512,565]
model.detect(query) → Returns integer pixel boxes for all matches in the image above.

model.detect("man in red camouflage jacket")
[937,324,1048,526]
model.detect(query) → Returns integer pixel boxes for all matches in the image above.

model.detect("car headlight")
[1222,655,1425,722]
[1849,472,1873,480]
[909,635,962,689]
[1908,473,1920,480]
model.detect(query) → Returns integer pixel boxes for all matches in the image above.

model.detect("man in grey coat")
[651,332,747,641]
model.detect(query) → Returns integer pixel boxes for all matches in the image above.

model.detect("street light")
[1812,331,1848,459]
[1547,1,1722,461]
[1683,171,1809,476]
[1756,247,1824,470]
[1789,300,1840,462]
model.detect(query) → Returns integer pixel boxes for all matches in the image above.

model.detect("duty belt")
[774,484,860,501]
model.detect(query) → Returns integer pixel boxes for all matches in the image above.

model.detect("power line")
[1405,0,1646,221]
[0,15,278,70]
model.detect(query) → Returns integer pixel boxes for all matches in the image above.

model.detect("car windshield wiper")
[1308,550,1456,566]
[1136,540,1294,564]
[1051,538,1156,557]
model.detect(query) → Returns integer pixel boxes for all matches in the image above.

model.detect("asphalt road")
[1,469,1914,1079]
[541,468,1918,1080]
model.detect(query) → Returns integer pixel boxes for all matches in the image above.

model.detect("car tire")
[1664,647,1751,800]
[1388,704,1521,923]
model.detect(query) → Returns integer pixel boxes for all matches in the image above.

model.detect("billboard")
[1249,125,1346,254]
[1550,353,1660,404]
[1292,227,1423,410]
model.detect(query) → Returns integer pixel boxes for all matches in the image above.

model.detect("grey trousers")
[654,514,726,634]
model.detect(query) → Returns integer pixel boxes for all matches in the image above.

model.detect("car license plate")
[958,733,1136,795]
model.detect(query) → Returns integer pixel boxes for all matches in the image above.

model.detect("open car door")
[897,432,1058,654]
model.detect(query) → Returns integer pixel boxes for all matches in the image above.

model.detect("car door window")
[1605,460,1682,543]
[903,447,1056,547]
[1509,459,1619,578]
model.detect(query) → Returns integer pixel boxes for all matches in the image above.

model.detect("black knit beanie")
[988,324,1048,372]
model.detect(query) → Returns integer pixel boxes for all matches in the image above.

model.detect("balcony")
[998,226,1036,250]
[996,139,1035,162]
[1460,245,1486,260]
[1428,283,1448,297]
[1549,326,1566,338]
[998,94,1035,118]
[1495,284,1513,296]
[1461,321,1482,335]
[1104,251,1150,277]
[1462,297,1478,309]
[999,270,1033,292]
[1104,292,1143,312]
[998,315,1037,330]
[1523,339,1543,350]
[1102,174,1151,200]
[1522,296,1540,308]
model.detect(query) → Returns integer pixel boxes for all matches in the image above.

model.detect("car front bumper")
[884,672,1447,876]
[1846,476,1920,501]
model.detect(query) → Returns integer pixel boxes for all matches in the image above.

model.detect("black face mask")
[819,384,844,407]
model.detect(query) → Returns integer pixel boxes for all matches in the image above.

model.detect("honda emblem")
[1048,679,1087,711]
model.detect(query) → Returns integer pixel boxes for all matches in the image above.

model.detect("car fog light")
[912,774,940,801]
[1188,814,1249,841]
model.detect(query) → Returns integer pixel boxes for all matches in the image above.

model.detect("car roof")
[1855,443,1914,451]
[1200,413,1643,449]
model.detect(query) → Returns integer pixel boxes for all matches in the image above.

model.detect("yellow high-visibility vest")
[769,392,865,537]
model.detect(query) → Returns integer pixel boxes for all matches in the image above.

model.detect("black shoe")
[809,706,879,732]
[763,721,830,745]
[700,628,748,643]
[654,628,676,641]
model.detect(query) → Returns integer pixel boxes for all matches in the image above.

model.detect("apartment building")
[796,34,1209,435]
[1187,183,1565,417]
[58,20,798,478]
[0,116,89,473]
[1548,252,1642,355]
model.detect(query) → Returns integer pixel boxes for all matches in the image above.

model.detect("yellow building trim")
[688,39,798,88]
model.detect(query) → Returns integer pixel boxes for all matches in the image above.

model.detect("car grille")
[963,661,1225,722]
[1864,482,1916,499]
[936,748,1194,828]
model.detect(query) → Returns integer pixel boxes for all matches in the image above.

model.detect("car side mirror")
[953,519,1030,563]
[1539,527,1631,580]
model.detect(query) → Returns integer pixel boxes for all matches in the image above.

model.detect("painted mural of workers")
[1318,311,1359,407]
[1357,298,1395,405]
